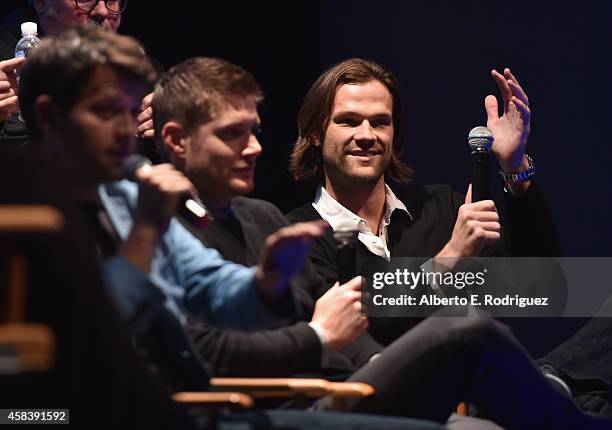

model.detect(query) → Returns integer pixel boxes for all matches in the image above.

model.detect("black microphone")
[122,154,212,228]
[467,126,494,202]
[333,225,359,285]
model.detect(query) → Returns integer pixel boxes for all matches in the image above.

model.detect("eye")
[336,117,360,127]
[371,118,391,128]
[218,127,244,141]
[92,104,122,120]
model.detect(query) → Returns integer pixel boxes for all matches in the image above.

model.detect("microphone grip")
[337,241,356,285]
[471,151,490,202]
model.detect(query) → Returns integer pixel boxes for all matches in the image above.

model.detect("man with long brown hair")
[287,58,559,343]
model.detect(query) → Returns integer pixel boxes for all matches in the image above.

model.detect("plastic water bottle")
[15,22,41,59]
[14,22,41,123]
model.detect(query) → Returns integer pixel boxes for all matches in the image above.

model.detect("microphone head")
[468,126,494,153]
[122,154,152,180]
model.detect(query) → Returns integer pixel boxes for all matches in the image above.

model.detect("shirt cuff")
[308,321,331,367]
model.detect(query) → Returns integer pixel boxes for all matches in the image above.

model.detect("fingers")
[505,68,528,101]
[136,163,194,194]
[0,58,24,91]
[491,68,512,105]
[507,78,529,107]
[0,57,26,72]
[0,80,13,91]
[136,106,154,139]
[468,199,498,212]
[0,95,19,118]
[264,220,328,256]
[511,97,531,125]
[140,92,154,111]
[136,93,155,139]
[137,106,152,124]
[465,209,499,222]
[464,184,472,204]
[136,118,153,136]
[339,276,363,291]
[484,94,499,123]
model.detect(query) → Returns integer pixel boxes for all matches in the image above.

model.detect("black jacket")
[286,182,562,344]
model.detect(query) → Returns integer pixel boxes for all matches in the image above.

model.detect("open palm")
[485,68,531,172]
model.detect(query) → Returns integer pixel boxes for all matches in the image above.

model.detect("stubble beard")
[324,152,389,189]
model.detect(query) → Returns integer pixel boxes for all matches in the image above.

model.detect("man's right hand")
[134,163,196,231]
[120,163,195,273]
[311,276,368,352]
[437,184,501,258]
[0,57,25,122]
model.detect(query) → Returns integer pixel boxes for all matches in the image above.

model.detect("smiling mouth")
[347,151,381,158]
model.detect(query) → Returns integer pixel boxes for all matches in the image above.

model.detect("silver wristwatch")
[499,154,535,183]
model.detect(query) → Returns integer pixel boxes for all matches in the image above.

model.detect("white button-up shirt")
[312,184,412,261]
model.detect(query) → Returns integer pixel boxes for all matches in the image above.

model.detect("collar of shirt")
[312,184,412,260]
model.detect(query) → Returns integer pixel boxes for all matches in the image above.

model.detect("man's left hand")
[485,68,531,172]
[256,220,329,301]
[136,91,154,139]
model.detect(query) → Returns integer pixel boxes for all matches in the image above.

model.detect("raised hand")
[256,220,328,301]
[485,68,531,172]
[136,92,154,139]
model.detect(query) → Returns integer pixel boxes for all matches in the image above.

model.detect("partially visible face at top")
[55,66,145,184]
[37,0,123,33]
[321,79,394,189]
[184,94,262,204]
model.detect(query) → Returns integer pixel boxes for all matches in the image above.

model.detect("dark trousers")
[317,315,612,430]
[540,296,612,415]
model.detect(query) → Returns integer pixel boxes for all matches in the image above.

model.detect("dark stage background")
[3,1,612,356]
[124,1,611,258]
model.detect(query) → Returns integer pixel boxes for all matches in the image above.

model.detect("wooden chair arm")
[0,205,64,233]
[209,377,374,411]
[173,392,254,408]
[0,324,55,373]
[328,381,375,397]
[210,377,330,397]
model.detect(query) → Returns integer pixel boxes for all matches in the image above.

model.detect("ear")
[161,121,187,158]
[312,136,321,147]
[33,94,57,134]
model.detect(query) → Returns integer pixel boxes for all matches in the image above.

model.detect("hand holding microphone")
[123,154,209,232]
[436,126,500,258]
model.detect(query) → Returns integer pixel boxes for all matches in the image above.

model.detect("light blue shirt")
[99,180,294,331]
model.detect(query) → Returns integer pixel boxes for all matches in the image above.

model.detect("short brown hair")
[290,58,414,184]
[153,57,263,154]
[19,25,156,141]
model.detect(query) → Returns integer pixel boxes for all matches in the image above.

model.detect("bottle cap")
[21,22,38,37]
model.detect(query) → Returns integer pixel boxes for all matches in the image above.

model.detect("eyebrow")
[332,111,392,120]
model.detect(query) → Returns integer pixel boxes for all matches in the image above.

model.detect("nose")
[243,134,263,160]
[354,120,376,145]
[90,1,110,19]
